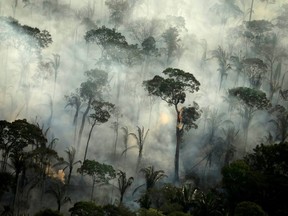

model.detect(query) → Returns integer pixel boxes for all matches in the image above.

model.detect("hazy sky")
[0,0,286,184]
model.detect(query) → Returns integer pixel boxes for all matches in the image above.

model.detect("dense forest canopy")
[0,0,288,215]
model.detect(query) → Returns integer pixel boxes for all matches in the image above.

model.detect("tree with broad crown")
[77,160,116,201]
[143,68,201,183]
[76,69,109,149]
[69,201,104,216]
[85,26,128,64]
[83,100,115,162]
[228,87,270,151]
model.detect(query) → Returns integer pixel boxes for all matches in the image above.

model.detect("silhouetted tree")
[162,27,180,65]
[45,179,70,212]
[60,147,81,185]
[117,170,134,204]
[210,0,243,24]
[228,87,270,151]
[143,68,201,183]
[268,105,288,142]
[69,201,103,216]
[136,166,167,209]
[77,160,116,201]
[122,126,149,171]
[84,26,128,65]
[64,91,82,145]
[211,46,231,90]
[76,69,109,149]
[83,100,114,162]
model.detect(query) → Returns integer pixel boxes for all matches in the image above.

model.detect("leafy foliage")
[0,16,52,49]
[78,160,116,184]
[228,87,270,110]
[222,142,288,216]
[117,170,134,204]
[140,166,167,191]
[69,201,104,216]
[143,68,200,106]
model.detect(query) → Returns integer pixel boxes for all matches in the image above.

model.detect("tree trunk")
[243,108,252,152]
[113,117,119,160]
[174,127,181,183]
[67,166,73,185]
[57,199,61,212]
[91,179,96,201]
[136,149,143,172]
[174,104,181,183]
[83,120,96,162]
[249,0,254,21]
[77,97,92,149]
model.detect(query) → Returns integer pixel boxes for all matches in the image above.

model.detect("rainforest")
[0,0,288,215]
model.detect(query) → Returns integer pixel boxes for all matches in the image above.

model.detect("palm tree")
[133,165,167,208]
[61,147,81,185]
[121,126,129,159]
[230,55,244,86]
[65,92,82,145]
[50,53,60,100]
[122,126,149,171]
[140,166,167,191]
[210,0,243,24]
[211,46,231,90]
[117,170,134,204]
[111,107,121,159]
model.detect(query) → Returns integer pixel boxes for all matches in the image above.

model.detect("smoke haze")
[0,0,287,213]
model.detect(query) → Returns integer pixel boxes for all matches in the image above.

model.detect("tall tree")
[135,166,167,209]
[117,170,134,204]
[45,179,70,212]
[84,26,128,66]
[228,87,270,151]
[76,69,109,149]
[211,46,231,90]
[83,100,114,162]
[162,27,180,65]
[268,105,288,142]
[122,126,149,171]
[105,0,130,28]
[50,53,61,100]
[210,0,243,24]
[59,147,81,185]
[64,91,82,146]
[143,68,201,183]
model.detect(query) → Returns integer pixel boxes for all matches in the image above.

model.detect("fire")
[45,166,65,183]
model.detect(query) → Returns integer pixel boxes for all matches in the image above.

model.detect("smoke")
[0,0,287,213]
